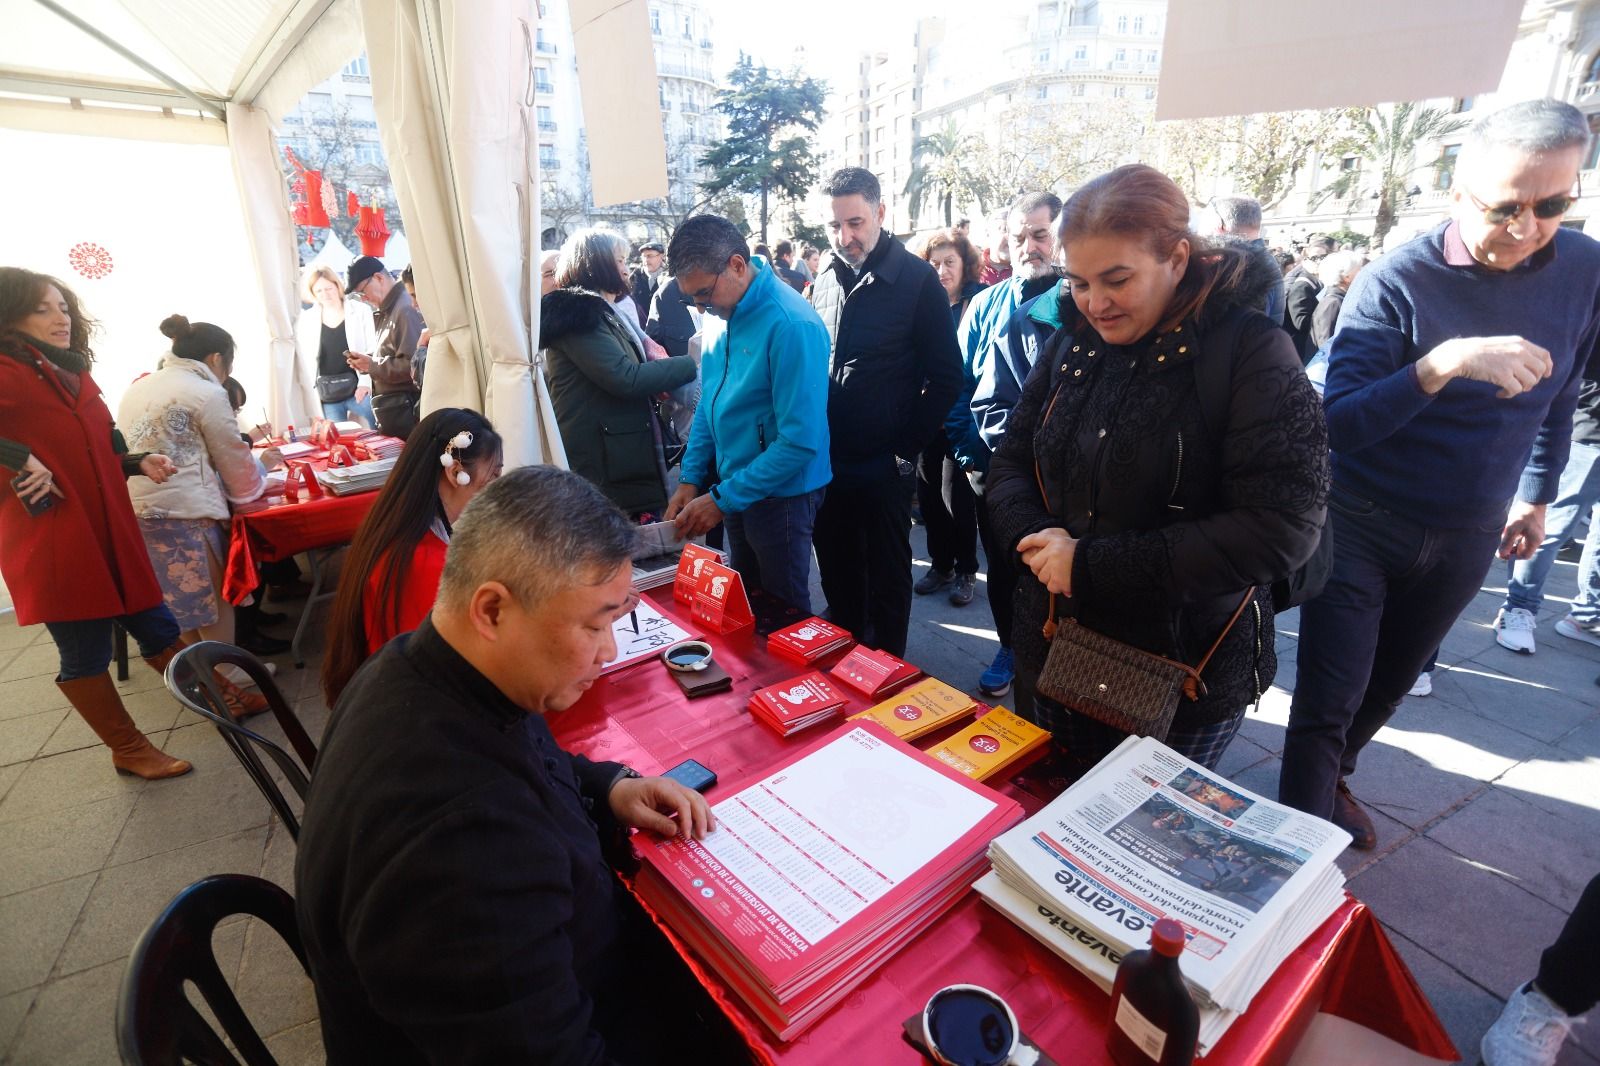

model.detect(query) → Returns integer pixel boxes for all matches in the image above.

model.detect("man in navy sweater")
[1280,99,1600,848]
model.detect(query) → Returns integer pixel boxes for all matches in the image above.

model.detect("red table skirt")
[222,490,376,604]
[550,595,1459,1065]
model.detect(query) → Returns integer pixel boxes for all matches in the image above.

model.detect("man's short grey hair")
[666,215,751,279]
[1008,191,1063,224]
[1463,98,1591,161]
[1320,250,1367,286]
[821,167,881,206]
[1213,196,1263,233]
[438,466,635,610]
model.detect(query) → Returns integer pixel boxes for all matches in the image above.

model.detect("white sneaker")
[1481,982,1580,1066]
[1554,615,1600,648]
[1494,608,1538,654]
[1407,671,1432,697]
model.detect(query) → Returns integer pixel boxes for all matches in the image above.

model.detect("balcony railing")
[534,81,554,94]
[1579,81,1600,103]
[657,62,715,82]
[536,40,557,54]
[540,157,561,170]
[538,119,557,132]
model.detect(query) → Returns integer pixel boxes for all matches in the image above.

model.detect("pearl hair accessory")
[440,430,473,487]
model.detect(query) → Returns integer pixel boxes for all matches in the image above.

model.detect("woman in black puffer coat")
[986,165,1328,773]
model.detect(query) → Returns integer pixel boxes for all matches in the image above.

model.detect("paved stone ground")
[1,526,1596,1065]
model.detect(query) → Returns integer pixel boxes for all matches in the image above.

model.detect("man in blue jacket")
[665,215,832,612]
[1280,99,1600,850]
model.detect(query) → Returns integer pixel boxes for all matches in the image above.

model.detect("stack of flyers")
[848,677,976,741]
[748,672,850,736]
[828,645,918,698]
[767,616,853,665]
[925,707,1051,782]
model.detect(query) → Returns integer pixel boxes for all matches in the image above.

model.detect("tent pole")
[28,0,229,122]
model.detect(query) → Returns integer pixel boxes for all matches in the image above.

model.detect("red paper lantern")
[356,205,392,257]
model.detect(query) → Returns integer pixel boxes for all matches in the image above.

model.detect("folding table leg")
[292,546,345,668]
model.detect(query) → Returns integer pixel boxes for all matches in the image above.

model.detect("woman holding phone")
[294,265,376,426]
[0,268,194,779]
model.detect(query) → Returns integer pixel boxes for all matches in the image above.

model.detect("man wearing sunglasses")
[1281,99,1600,855]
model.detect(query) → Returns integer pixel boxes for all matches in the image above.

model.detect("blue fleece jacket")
[1324,223,1600,528]
[950,273,1062,469]
[679,257,831,513]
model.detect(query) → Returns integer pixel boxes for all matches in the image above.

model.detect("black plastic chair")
[117,873,310,1066]
[164,641,317,839]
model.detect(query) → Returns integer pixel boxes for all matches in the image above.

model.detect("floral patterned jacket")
[119,354,265,521]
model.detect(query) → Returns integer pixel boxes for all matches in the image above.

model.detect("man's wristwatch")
[607,765,642,795]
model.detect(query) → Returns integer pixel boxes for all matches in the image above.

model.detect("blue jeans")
[44,604,181,681]
[722,488,825,614]
[321,394,374,427]
[1505,440,1600,623]
[1280,485,1502,819]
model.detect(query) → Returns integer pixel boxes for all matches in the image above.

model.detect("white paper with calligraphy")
[600,599,694,676]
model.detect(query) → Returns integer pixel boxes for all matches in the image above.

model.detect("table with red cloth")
[551,592,1458,1066]
[221,451,380,664]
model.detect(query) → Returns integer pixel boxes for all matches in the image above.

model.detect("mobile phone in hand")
[10,473,56,516]
[663,759,717,794]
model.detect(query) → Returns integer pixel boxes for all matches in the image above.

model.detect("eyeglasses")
[1464,178,1581,225]
[686,266,727,305]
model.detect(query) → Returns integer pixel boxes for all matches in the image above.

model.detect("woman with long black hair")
[321,408,502,705]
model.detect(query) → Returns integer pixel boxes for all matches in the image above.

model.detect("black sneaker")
[949,573,977,606]
[915,569,954,595]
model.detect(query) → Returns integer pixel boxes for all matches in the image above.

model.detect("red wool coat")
[0,343,164,625]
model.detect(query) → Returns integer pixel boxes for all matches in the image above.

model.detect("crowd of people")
[2,94,1597,1066]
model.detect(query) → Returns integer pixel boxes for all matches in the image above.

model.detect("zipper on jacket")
[831,273,875,376]
[758,421,766,451]
[1251,598,1263,703]
[1167,431,1185,512]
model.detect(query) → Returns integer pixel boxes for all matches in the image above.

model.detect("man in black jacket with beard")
[808,167,964,656]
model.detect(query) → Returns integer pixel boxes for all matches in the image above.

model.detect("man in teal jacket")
[664,215,832,612]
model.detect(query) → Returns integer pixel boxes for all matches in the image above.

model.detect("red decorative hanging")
[67,242,114,280]
[347,190,360,218]
[356,204,392,257]
[302,171,331,228]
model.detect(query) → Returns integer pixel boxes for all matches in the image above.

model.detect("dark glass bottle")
[1105,918,1199,1066]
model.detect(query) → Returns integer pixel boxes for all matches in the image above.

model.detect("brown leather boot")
[56,674,192,779]
[1332,778,1378,850]
[144,642,269,721]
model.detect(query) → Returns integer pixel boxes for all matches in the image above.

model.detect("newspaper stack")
[980,735,1350,1053]
[315,456,397,496]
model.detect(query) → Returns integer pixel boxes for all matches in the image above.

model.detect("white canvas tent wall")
[0,0,568,468]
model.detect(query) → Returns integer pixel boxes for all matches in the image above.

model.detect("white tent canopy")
[380,229,412,271]
[310,231,358,273]
[0,0,570,467]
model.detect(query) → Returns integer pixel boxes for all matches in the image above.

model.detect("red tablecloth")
[550,593,1459,1066]
[221,456,378,604]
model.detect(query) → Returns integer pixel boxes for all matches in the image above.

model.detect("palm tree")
[1312,103,1467,247]
[903,120,968,230]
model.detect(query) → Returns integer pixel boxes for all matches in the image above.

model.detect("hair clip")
[440,430,474,486]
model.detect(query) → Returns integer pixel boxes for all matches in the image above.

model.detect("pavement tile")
[0,763,22,806]
[1495,746,1600,825]
[1348,835,1568,997]
[55,827,270,977]
[0,986,38,1060]
[265,1020,327,1066]
[233,916,318,1040]
[0,873,94,996]
[1235,704,1286,755]
[1332,806,1413,881]
[0,795,134,898]
[1425,658,1595,745]
[5,956,125,1066]
[0,643,64,684]
[1425,785,1600,914]
[0,674,70,722]
[0,744,147,825]
[107,724,276,867]
[1472,628,1600,701]
[1213,734,1272,782]
[0,707,67,767]
[258,819,297,895]
[1382,929,1503,1066]
[0,616,45,650]
[1556,711,1600,759]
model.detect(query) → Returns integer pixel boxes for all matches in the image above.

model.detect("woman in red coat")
[320,407,502,706]
[0,268,197,778]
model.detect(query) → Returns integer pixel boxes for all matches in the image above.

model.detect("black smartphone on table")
[663,759,717,794]
[10,473,57,516]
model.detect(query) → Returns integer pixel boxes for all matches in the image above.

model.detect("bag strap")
[1032,364,1255,699]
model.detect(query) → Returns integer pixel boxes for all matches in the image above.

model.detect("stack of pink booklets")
[634,721,1023,1040]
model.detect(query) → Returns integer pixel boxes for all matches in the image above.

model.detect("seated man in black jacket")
[295,465,736,1065]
